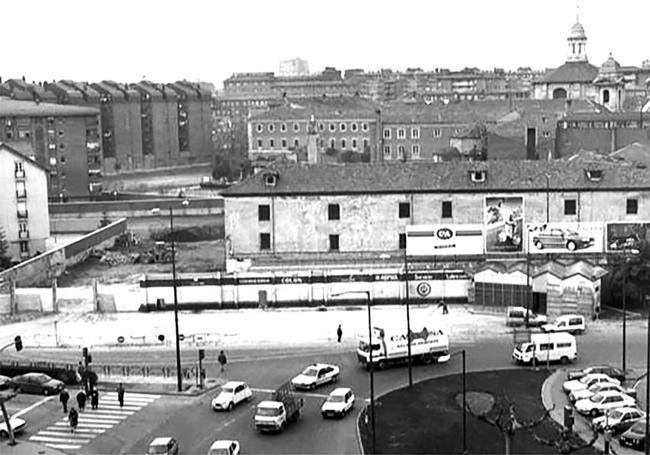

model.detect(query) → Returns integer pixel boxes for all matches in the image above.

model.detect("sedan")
[10,373,64,395]
[567,365,626,382]
[211,381,252,411]
[321,387,355,418]
[0,415,26,438]
[207,440,240,455]
[291,363,340,390]
[569,381,636,403]
[592,407,645,435]
[575,390,636,417]
[562,373,619,394]
[620,420,648,451]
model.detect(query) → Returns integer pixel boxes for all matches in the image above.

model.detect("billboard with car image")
[526,222,604,254]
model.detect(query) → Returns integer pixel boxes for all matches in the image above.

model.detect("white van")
[512,332,577,364]
[542,314,586,334]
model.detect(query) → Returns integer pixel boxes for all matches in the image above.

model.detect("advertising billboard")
[484,196,524,253]
[606,222,650,252]
[406,224,484,256]
[526,222,604,254]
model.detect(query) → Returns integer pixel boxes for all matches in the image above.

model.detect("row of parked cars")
[562,365,647,451]
[506,306,587,334]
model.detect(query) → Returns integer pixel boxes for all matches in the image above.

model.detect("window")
[351,123,358,132]
[264,172,278,186]
[329,138,336,149]
[397,128,406,139]
[256,124,263,133]
[293,138,300,147]
[340,123,347,132]
[352,138,357,150]
[433,129,442,138]
[442,201,452,218]
[269,139,275,148]
[341,139,347,149]
[361,123,369,132]
[363,139,369,150]
[58,130,64,137]
[59,143,65,150]
[49,157,57,166]
[329,234,340,251]
[469,170,486,182]
[398,202,410,218]
[281,138,287,148]
[564,199,577,215]
[257,138,262,148]
[16,181,26,198]
[585,169,603,181]
[260,233,271,250]
[19,240,29,253]
[542,131,551,138]
[412,144,420,157]
[329,123,336,132]
[280,123,287,132]
[399,233,407,250]
[293,123,300,132]
[14,161,24,175]
[383,128,391,139]
[411,127,420,139]
[626,198,638,215]
[397,145,405,158]
[383,145,391,158]
[319,123,325,131]
[258,204,270,221]
[268,124,275,132]
[328,204,340,220]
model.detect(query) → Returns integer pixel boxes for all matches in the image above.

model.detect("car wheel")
[0,430,7,438]
[590,409,599,417]
[422,354,434,365]
[227,402,234,411]
[332,375,339,383]
[377,360,386,370]
[535,241,544,250]
[561,356,569,364]
[566,241,577,251]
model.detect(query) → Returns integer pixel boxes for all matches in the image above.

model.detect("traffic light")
[198,349,205,360]
[82,347,92,364]
[14,336,22,352]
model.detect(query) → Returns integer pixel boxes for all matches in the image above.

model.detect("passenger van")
[542,314,586,334]
[512,332,577,364]
[506,306,547,327]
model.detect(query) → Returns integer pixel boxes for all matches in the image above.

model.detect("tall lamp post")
[152,200,189,393]
[449,349,467,454]
[404,248,413,388]
[332,290,375,454]
[645,295,649,455]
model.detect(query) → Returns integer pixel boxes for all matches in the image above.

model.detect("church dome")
[599,54,620,75]
[569,21,586,39]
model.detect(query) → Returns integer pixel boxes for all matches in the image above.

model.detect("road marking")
[13,395,55,418]
[41,443,83,450]
[31,435,92,444]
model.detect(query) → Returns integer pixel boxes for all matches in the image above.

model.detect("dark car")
[0,375,11,390]
[567,365,625,382]
[532,228,594,251]
[10,373,64,395]
[620,420,648,451]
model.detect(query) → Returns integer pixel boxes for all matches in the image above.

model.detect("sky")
[2,0,649,89]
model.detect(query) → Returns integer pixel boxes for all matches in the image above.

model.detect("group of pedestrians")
[60,383,126,433]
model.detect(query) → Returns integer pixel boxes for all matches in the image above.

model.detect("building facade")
[279,58,310,77]
[0,143,49,261]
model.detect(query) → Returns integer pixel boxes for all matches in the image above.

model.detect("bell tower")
[566,11,588,63]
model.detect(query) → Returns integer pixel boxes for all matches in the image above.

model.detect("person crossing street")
[59,388,70,414]
[218,350,227,372]
[116,383,125,408]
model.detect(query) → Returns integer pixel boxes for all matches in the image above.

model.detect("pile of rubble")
[88,232,175,266]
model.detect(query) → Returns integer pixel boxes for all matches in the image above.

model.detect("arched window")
[552,88,567,99]
[603,89,610,104]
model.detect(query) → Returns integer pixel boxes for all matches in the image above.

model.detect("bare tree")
[530,426,598,454]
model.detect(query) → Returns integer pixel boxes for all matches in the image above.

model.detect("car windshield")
[148,444,170,454]
[580,376,595,384]
[358,341,381,352]
[608,410,624,420]
[257,407,280,417]
[566,229,579,236]
[327,395,346,403]
[220,387,234,394]
[303,367,319,377]
[630,421,647,434]
[590,394,604,403]
[28,374,50,383]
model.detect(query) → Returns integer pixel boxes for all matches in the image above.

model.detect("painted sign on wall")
[406,224,484,256]
[484,196,524,253]
[526,222,604,254]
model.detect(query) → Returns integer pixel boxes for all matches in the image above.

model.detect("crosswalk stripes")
[30,391,160,451]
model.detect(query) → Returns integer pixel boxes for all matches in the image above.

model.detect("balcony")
[16,189,26,199]
[18,230,30,239]
[14,169,25,179]
[17,210,28,219]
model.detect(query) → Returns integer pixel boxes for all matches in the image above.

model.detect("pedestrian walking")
[59,388,70,414]
[217,350,227,373]
[68,407,78,433]
[438,300,449,315]
[76,361,85,383]
[116,383,125,408]
[76,390,86,411]
[91,389,99,410]
[336,324,343,343]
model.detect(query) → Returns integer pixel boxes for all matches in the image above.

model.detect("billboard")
[484,196,524,253]
[406,224,483,256]
[606,222,650,252]
[526,222,604,254]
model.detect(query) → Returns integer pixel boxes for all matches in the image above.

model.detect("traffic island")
[358,369,596,454]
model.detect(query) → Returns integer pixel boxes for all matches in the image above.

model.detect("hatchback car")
[10,373,64,395]
[148,437,179,455]
[505,306,547,327]
[211,381,252,411]
[575,390,636,416]
[620,420,648,451]
[542,314,586,335]
[291,363,340,390]
[321,387,355,418]
[0,375,11,390]
[563,373,620,394]
[592,407,645,435]
[0,415,26,438]
[532,228,594,251]
[567,365,626,382]
[207,439,240,455]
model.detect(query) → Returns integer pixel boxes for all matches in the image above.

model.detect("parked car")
[0,375,11,390]
[291,363,340,390]
[207,440,240,455]
[0,415,26,438]
[542,314,586,334]
[567,365,626,382]
[321,387,355,418]
[532,228,595,251]
[563,373,620,394]
[10,373,64,395]
[148,437,179,455]
[592,407,646,435]
[569,381,637,403]
[575,390,636,416]
[505,306,547,327]
[620,420,648,451]
[211,381,252,411]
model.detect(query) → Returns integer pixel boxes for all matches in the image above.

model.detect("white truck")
[254,380,304,433]
[512,332,577,365]
[357,323,450,369]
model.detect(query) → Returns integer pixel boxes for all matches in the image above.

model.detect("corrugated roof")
[222,159,650,197]
[540,62,599,83]
[532,261,608,281]
[0,97,98,116]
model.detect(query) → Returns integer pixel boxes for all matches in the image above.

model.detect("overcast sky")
[2,0,649,88]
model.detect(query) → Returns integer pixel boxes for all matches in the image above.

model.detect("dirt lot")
[58,239,226,287]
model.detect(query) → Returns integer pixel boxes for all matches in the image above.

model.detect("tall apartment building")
[0,142,50,260]
[0,97,101,198]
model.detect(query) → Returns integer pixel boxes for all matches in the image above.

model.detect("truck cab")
[254,401,286,432]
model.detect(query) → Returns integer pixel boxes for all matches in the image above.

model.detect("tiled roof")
[0,142,47,172]
[250,97,379,121]
[539,62,599,83]
[222,159,650,197]
[610,142,650,167]
[0,97,98,116]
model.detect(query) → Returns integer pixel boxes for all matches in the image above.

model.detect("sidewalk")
[3,441,66,455]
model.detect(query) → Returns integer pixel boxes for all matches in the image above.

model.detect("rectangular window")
[341,139,347,149]
[19,240,29,253]
[399,202,410,218]
[433,129,442,138]
[16,180,26,198]
[281,138,287,148]
[383,128,391,139]
[293,138,300,147]
[383,145,391,158]
[412,144,420,157]
[258,204,270,221]
[399,233,407,250]
[442,201,452,218]
[328,203,340,220]
[351,138,357,150]
[626,198,638,215]
[397,128,406,139]
[411,127,420,139]
[564,199,577,215]
[398,145,405,158]
[260,233,271,250]
[269,139,275,148]
[257,138,262,148]
[329,234,340,251]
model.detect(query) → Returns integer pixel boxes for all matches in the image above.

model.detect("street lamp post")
[645,297,649,455]
[449,349,467,454]
[404,248,413,388]
[332,290,375,454]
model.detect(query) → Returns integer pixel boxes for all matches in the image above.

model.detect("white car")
[321,387,355,418]
[592,407,646,435]
[291,363,340,390]
[207,439,240,455]
[542,314,586,334]
[575,390,636,417]
[211,381,252,411]
[562,373,619,394]
[569,381,636,403]
[0,415,26,438]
